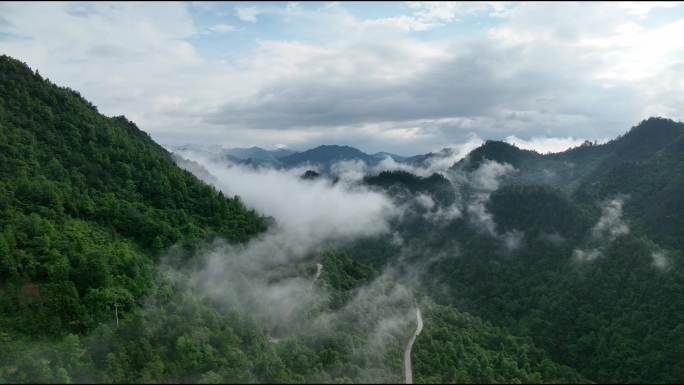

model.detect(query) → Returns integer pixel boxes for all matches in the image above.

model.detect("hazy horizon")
[2,1,683,155]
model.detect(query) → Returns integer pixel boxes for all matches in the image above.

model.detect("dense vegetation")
[0,55,271,382]
[3,54,684,383]
[279,145,376,171]
[0,54,266,338]
[362,117,684,383]
[0,55,586,384]
[413,302,585,384]
[364,170,456,206]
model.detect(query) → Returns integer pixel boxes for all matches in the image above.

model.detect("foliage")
[3,54,684,384]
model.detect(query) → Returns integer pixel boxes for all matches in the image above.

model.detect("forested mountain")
[171,143,410,171]
[0,54,271,382]
[171,141,474,176]
[0,53,266,332]
[169,145,295,168]
[364,170,456,207]
[278,144,377,171]
[452,117,684,194]
[372,151,407,162]
[0,55,588,384]
[358,117,684,384]
[223,146,295,162]
[447,117,684,253]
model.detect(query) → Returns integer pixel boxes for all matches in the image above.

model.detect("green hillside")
[0,55,272,382]
[0,55,584,384]
[354,118,684,383]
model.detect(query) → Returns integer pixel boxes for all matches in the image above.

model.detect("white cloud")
[176,151,399,250]
[362,2,506,33]
[504,135,586,154]
[236,6,261,22]
[209,23,235,33]
[614,1,679,17]
[1,2,683,153]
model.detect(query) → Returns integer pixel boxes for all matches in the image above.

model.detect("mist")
[177,150,399,255]
[591,198,630,241]
[165,146,480,382]
[572,198,630,263]
[165,142,562,382]
[462,159,524,251]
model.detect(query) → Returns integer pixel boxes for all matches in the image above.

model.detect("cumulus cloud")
[2,2,683,153]
[361,1,505,33]
[208,38,600,133]
[202,3,684,149]
[236,6,261,22]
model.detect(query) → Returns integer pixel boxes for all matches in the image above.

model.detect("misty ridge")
[160,116,684,383]
[156,140,533,382]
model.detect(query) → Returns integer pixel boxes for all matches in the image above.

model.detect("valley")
[1,54,683,384]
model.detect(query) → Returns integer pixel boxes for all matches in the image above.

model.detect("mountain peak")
[454,140,540,171]
[610,117,684,161]
[279,144,374,170]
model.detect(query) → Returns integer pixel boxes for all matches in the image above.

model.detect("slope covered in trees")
[0,54,266,338]
[0,55,270,382]
[362,117,684,384]
[0,55,585,384]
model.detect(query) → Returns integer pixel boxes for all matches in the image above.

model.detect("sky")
[1,1,684,156]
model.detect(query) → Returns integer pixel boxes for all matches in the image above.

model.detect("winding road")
[404,308,423,384]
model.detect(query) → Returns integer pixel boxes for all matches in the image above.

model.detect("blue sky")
[1,1,684,155]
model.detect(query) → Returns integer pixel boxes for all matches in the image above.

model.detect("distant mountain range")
[169,143,423,171]
[170,144,296,168]
[171,119,684,199]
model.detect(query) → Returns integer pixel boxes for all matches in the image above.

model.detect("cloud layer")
[1,2,683,154]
